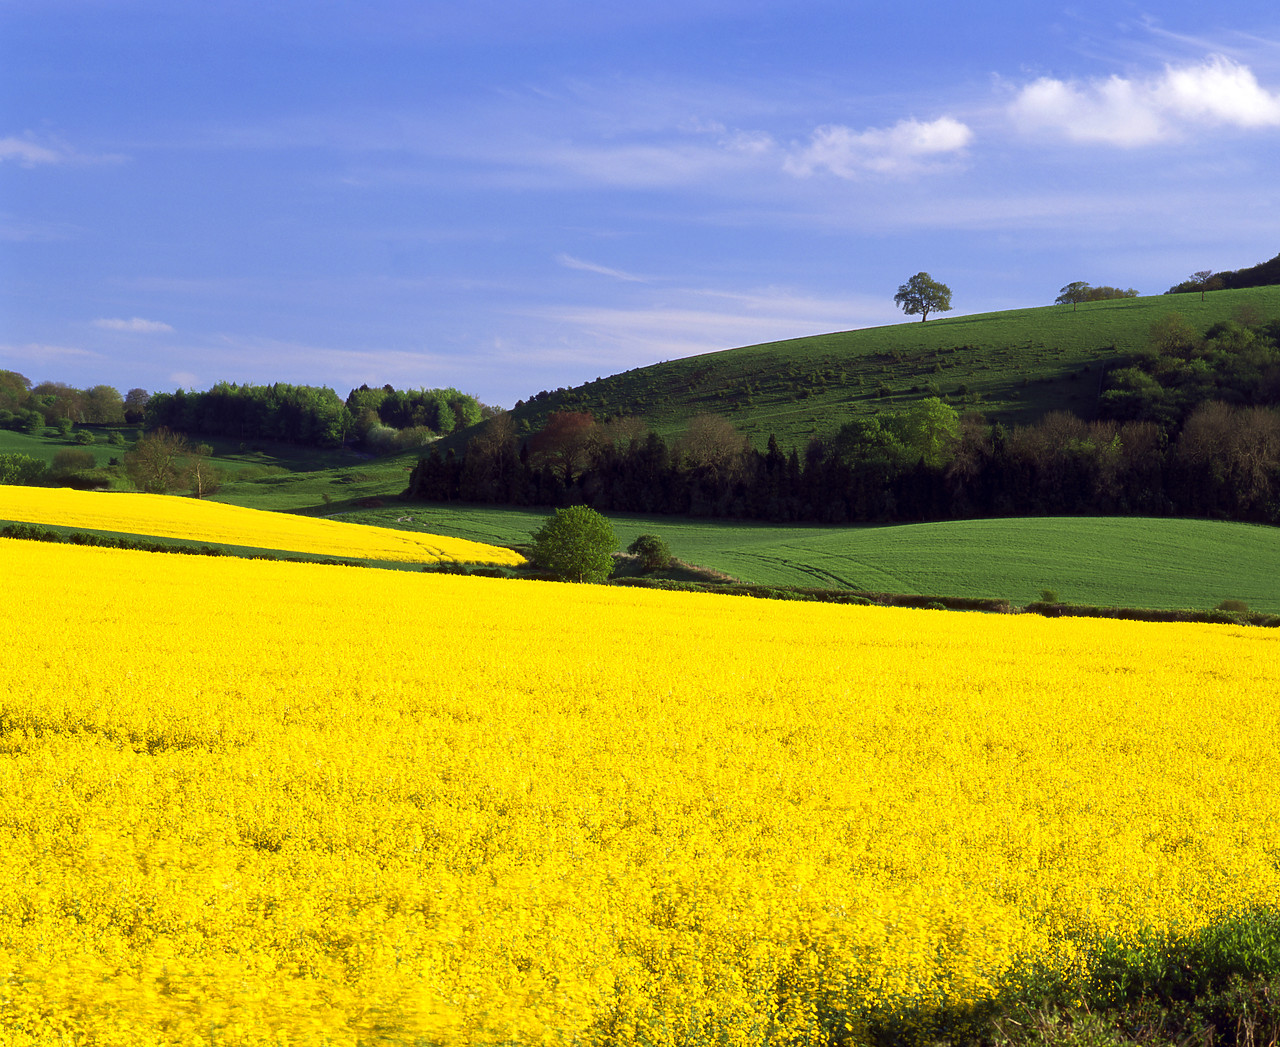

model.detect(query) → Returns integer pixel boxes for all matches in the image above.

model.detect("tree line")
[1,372,496,451]
[144,382,493,448]
[408,313,1280,526]
[1166,252,1280,295]
[0,373,150,432]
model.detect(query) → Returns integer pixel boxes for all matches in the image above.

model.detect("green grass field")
[0,426,137,467]
[1,425,421,512]
[502,286,1280,449]
[335,503,1280,612]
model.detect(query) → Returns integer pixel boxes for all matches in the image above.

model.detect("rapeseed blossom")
[1,538,1278,1045]
[0,485,524,565]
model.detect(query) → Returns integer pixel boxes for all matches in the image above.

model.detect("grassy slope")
[0,426,137,466]
[504,286,1280,449]
[336,504,1280,612]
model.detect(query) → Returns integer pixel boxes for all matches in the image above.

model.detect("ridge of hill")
[502,285,1280,450]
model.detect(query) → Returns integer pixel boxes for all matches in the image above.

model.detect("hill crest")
[503,286,1280,449]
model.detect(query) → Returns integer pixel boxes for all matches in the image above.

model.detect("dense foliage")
[1167,251,1280,294]
[412,313,1280,525]
[3,539,1279,1044]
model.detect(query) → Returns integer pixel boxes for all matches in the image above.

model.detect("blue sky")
[3,1,1279,407]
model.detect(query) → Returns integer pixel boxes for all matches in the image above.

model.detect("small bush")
[74,430,96,445]
[626,534,673,572]
[108,431,126,447]
[51,448,97,476]
[393,426,437,452]
[1039,589,1060,604]
[0,453,47,485]
[1216,598,1250,613]
[362,425,400,455]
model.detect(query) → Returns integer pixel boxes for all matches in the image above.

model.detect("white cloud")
[784,117,973,178]
[555,253,649,282]
[1009,55,1280,146]
[93,317,175,333]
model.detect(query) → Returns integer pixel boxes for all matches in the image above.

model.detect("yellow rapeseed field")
[2,538,1279,1045]
[0,485,524,565]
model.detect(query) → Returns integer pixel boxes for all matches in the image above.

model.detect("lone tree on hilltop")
[1167,270,1224,299]
[894,272,952,322]
[1189,270,1223,301]
[1056,281,1092,311]
[529,505,617,583]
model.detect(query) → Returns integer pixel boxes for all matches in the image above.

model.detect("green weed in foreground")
[851,908,1280,1047]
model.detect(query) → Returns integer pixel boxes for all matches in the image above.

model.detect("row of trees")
[408,398,1280,526]
[142,382,492,449]
[0,372,150,431]
[1,371,495,453]
[1055,283,1140,310]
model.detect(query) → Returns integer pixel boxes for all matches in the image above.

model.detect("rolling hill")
[503,285,1280,449]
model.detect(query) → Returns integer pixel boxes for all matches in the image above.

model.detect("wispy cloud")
[0,132,125,167]
[0,342,103,365]
[556,253,649,282]
[528,140,770,189]
[0,215,79,242]
[0,137,66,167]
[117,334,481,394]
[192,335,490,392]
[1008,55,1280,146]
[519,285,900,373]
[94,317,175,333]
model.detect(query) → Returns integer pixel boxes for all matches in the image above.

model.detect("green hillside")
[507,286,1280,448]
[337,503,1280,613]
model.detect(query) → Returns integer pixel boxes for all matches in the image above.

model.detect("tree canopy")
[1056,282,1092,311]
[529,505,617,583]
[894,273,952,322]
